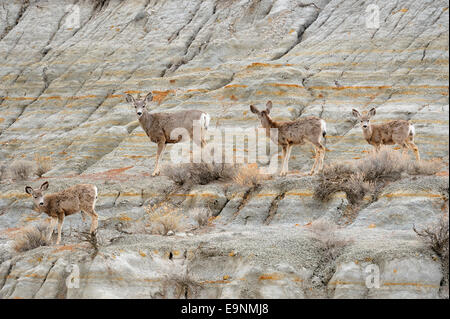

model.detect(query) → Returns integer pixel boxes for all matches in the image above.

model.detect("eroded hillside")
[0,0,448,299]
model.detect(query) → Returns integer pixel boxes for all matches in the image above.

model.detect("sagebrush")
[145,202,185,235]
[190,207,212,227]
[8,160,35,181]
[13,223,50,253]
[34,154,52,177]
[315,147,442,206]
[162,163,238,186]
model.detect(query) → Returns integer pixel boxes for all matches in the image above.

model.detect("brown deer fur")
[250,101,327,176]
[352,108,420,160]
[126,92,210,176]
[25,182,98,245]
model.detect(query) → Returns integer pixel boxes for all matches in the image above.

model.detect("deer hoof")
[279,171,287,177]
[152,171,160,177]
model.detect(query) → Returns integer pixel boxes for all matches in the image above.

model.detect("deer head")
[25,181,49,208]
[125,92,153,118]
[352,107,376,130]
[250,101,273,128]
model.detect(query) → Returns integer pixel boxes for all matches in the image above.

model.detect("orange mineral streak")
[152,90,175,105]
[52,245,77,253]
[259,273,283,281]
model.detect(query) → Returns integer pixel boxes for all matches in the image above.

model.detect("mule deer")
[125,92,211,176]
[250,101,327,176]
[352,108,420,160]
[25,181,98,245]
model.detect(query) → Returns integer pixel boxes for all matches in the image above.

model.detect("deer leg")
[406,141,420,161]
[316,144,325,173]
[284,144,293,174]
[401,143,410,158]
[47,217,57,242]
[56,214,64,245]
[279,145,288,176]
[309,147,319,175]
[80,211,87,222]
[152,143,166,176]
[86,209,98,234]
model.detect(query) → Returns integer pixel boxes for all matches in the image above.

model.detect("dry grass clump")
[8,160,35,181]
[75,230,99,258]
[145,202,185,235]
[407,158,444,175]
[233,163,269,187]
[154,257,202,299]
[314,166,374,205]
[307,219,353,261]
[162,163,238,186]
[190,207,212,227]
[34,154,52,177]
[413,215,449,298]
[13,223,50,253]
[358,147,408,182]
[413,215,449,260]
[315,147,442,206]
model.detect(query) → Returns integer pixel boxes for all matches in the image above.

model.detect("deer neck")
[139,109,153,129]
[261,115,277,129]
[362,125,373,141]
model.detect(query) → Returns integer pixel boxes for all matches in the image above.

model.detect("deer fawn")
[250,101,327,176]
[25,181,98,245]
[352,108,420,160]
[125,92,210,176]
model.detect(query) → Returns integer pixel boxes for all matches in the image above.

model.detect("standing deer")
[250,101,327,176]
[352,108,420,160]
[125,92,210,176]
[25,181,98,245]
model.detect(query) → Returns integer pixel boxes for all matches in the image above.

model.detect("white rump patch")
[201,113,211,130]
[320,119,327,133]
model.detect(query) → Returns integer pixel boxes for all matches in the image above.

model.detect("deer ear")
[25,186,33,195]
[369,108,376,117]
[250,105,260,114]
[125,94,135,103]
[352,109,361,118]
[40,181,49,191]
[144,92,153,103]
[266,101,272,113]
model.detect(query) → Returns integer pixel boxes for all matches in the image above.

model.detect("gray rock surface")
[0,0,448,298]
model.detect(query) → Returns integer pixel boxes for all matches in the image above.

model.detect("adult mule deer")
[352,107,420,160]
[125,92,211,176]
[250,101,327,176]
[25,181,98,245]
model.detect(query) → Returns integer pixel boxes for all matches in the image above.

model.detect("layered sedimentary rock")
[0,0,448,298]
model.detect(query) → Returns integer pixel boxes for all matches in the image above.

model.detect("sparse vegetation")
[315,147,442,210]
[162,162,238,186]
[233,163,269,187]
[413,216,449,260]
[34,154,52,177]
[154,257,202,299]
[13,223,50,253]
[75,230,99,258]
[304,219,353,295]
[145,202,185,235]
[190,207,212,227]
[413,215,449,298]
[307,219,353,261]
[8,160,35,181]
[407,158,444,176]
